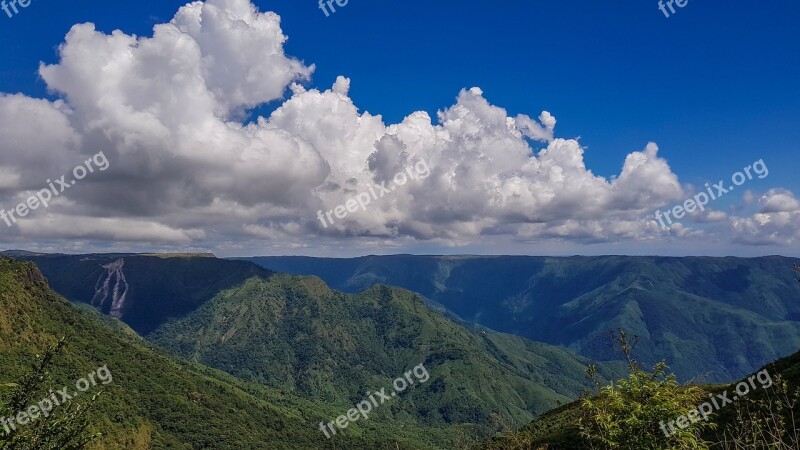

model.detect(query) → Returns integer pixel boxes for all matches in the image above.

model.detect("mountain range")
[0,256,438,449]
[3,251,799,448]
[1,252,624,448]
[242,255,800,383]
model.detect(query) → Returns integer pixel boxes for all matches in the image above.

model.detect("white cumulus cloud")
[0,0,796,255]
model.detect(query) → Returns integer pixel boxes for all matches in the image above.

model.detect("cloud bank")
[0,0,796,254]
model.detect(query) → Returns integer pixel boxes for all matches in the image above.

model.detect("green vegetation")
[5,253,798,449]
[148,274,620,430]
[0,339,98,450]
[709,353,800,449]
[481,339,800,449]
[480,264,800,449]
[578,330,712,449]
[0,257,455,449]
[245,255,800,383]
[4,252,623,441]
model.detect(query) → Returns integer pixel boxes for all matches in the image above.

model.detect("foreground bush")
[578,330,712,450]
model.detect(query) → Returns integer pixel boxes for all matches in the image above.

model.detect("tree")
[0,338,99,450]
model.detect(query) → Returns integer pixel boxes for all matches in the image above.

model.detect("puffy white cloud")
[26,0,327,218]
[170,0,313,114]
[516,111,556,142]
[728,189,800,246]
[0,94,83,182]
[759,188,800,213]
[0,0,796,254]
[730,211,800,246]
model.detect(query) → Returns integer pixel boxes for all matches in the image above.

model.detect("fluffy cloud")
[0,0,796,254]
[729,189,800,246]
[759,189,800,213]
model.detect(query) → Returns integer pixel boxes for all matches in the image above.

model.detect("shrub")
[579,330,713,450]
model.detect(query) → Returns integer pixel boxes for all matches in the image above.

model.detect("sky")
[0,0,798,257]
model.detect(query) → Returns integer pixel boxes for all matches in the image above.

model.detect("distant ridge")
[5,252,623,430]
[242,254,800,383]
[6,252,270,334]
[1,249,47,257]
[2,250,217,258]
[141,252,217,258]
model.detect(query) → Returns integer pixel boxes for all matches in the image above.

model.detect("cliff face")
[92,258,129,319]
[5,253,273,334]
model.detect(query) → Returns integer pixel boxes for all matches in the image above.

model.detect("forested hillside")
[246,255,800,382]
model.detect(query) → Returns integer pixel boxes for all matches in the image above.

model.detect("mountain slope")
[0,257,453,449]
[243,255,800,382]
[147,272,619,427]
[6,253,621,437]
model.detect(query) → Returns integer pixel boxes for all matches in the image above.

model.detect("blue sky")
[0,0,798,256]
[3,0,798,185]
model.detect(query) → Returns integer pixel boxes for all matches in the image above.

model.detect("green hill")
[243,255,800,382]
[145,273,620,428]
[0,257,457,449]
[3,253,624,445]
